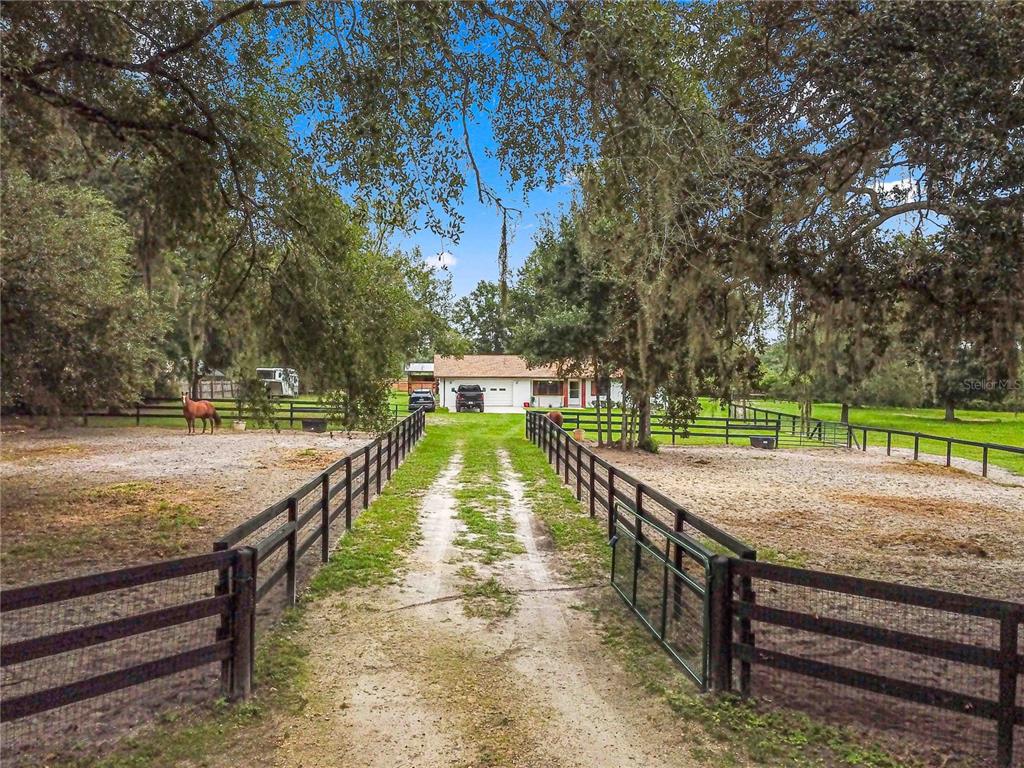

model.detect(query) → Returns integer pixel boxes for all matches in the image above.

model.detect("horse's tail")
[211,408,221,426]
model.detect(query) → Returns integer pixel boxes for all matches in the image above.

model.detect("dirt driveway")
[1,427,370,583]
[217,447,721,768]
[598,443,1024,600]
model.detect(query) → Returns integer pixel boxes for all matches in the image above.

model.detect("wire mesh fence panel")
[1,566,226,765]
[633,538,666,634]
[733,568,1023,767]
[664,571,705,676]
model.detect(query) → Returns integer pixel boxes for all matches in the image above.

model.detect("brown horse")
[546,410,563,427]
[181,392,221,434]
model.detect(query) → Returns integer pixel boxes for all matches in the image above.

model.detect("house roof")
[433,354,561,379]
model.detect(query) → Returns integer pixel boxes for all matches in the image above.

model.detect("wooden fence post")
[214,540,231,694]
[363,448,370,508]
[946,440,952,467]
[135,403,141,426]
[376,439,382,495]
[708,555,734,693]
[983,445,989,478]
[229,547,256,700]
[563,431,569,484]
[286,497,298,606]
[344,456,353,530]
[289,401,294,429]
[738,552,756,697]
[608,466,616,539]
[575,442,582,499]
[996,610,1020,766]
[862,428,868,452]
[914,434,920,460]
[588,453,596,518]
[320,473,330,563]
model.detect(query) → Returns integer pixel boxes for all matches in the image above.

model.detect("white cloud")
[425,250,456,270]
[871,178,922,204]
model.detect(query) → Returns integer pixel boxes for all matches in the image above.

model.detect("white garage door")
[475,379,513,407]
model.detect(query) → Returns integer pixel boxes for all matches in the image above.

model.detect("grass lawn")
[750,400,1024,475]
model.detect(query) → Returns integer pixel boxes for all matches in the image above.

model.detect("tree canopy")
[2,1,1020,430]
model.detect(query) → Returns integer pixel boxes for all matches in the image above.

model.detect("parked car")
[256,367,299,397]
[453,384,485,413]
[408,389,436,412]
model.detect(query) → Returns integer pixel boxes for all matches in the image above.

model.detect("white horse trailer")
[256,367,299,397]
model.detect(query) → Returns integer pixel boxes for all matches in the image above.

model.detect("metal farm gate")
[610,500,713,688]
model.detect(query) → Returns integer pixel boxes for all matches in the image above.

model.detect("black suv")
[454,384,484,413]
[408,389,436,412]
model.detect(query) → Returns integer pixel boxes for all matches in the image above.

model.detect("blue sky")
[391,119,577,298]
[396,180,574,298]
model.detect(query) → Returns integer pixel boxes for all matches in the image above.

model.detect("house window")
[569,380,580,399]
[591,379,610,396]
[532,380,562,396]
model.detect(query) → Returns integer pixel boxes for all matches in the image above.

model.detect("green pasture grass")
[750,400,1024,476]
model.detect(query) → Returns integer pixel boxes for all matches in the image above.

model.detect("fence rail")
[0,408,426,761]
[556,410,781,446]
[216,407,425,608]
[79,399,415,429]
[731,402,1024,478]
[1,549,254,723]
[526,409,1023,766]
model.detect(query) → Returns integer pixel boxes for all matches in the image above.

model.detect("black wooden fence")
[527,410,1023,766]
[0,408,426,763]
[556,409,781,446]
[80,399,413,430]
[731,402,1024,478]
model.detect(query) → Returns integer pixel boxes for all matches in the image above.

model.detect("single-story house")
[433,354,623,412]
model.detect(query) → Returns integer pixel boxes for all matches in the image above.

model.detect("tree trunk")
[618,375,628,450]
[186,357,201,400]
[638,395,653,450]
[840,402,850,424]
[605,375,613,446]
[944,400,956,422]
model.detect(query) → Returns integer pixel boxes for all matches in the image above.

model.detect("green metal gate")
[610,500,713,688]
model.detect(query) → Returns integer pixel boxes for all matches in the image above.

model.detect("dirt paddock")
[596,443,1024,601]
[597,443,1024,766]
[0,426,371,585]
